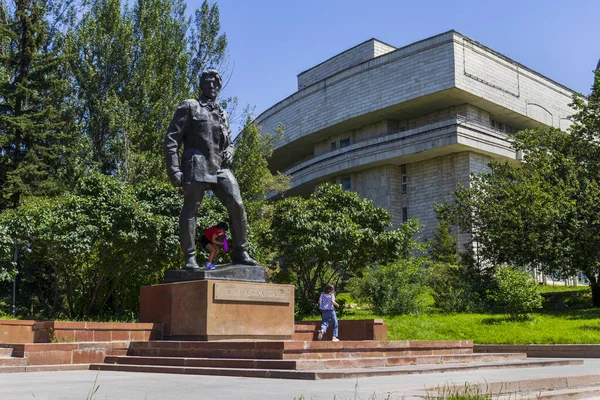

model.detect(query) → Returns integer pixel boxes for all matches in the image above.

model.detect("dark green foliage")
[446,71,600,306]
[427,262,484,313]
[348,258,429,316]
[268,183,422,315]
[488,266,543,320]
[0,0,80,210]
[231,117,289,266]
[0,173,183,318]
[429,219,459,264]
[68,0,193,181]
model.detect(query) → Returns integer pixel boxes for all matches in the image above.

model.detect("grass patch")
[310,287,600,344]
[425,382,493,400]
[303,308,600,344]
[538,284,589,293]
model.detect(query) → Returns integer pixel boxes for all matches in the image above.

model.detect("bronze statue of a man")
[164,69,257,270]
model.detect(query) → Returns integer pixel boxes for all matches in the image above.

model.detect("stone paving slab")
[1,359,600,399]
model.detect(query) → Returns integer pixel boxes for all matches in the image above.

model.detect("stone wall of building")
[454,37,575,129]
[297,39,396,90]
[407,153,471,241]
[258,32,456,147]
[354,166,392,212]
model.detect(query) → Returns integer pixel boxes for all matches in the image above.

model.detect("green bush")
[489,265,542,320]
[427,262,483,313]
[347,258,428,316]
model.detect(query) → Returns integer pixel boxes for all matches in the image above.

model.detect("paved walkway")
[1,359,600,400]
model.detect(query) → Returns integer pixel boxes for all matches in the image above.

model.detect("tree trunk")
[591,284,600,307]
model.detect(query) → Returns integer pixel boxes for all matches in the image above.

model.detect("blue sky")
[188,0,600,134]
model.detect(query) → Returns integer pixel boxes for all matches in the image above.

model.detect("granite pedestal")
[163,263,265,283]
[139,276,294,341]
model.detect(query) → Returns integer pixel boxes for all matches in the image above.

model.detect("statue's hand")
[170,172,183,187]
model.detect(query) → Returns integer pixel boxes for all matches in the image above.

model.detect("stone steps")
[0,357,27,367]
[0,364,90,374]
[90,358,582,380]
[127,339,474,360]
[0,347,26,368]
[89,340,585,380]
[102,352,528,371]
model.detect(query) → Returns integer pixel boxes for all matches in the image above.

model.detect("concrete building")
[256,31,577,246]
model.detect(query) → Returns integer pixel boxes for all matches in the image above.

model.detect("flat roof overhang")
[268,87,544,174]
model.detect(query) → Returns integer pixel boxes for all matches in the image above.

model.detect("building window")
[340,176,352,192]
[401,164,407,194]
[330,142,337,151]
[402,207,408,223]
[339,138,351,148]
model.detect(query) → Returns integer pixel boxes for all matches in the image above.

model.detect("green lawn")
[325,287,600,344]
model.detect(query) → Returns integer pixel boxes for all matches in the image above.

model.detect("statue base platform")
[164,264,265,283]
[139,280,294,341]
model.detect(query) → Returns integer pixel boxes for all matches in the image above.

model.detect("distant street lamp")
[12,243,31,317]
[12,244,17,317]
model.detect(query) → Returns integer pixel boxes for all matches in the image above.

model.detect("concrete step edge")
[89,359,584,380]
[90,363,317,380]
[0,358,27,366]
[311,359,584,380]
[497,386,600,400]
[0,364,90,373]
[424,373,600,397]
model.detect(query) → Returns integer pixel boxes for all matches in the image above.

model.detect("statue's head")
[200,69,222,101]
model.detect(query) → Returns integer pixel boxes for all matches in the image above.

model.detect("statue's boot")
[184,256,200,270]
[232,251,258,266]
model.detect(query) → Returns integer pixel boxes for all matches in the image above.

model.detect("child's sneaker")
[317,330,324,341]
[205,262,216,270]
[332,337,339,342]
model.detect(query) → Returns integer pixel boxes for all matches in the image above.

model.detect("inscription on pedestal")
[214,282,291,304]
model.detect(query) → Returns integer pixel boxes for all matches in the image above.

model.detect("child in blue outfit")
[317,284,340,341]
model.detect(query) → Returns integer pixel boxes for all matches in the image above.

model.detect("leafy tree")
[0,173,186,319]
[447,71,600,305]
[67,0,134,176]
[232,117,289,202]
[0,0,80,210]
[229,116,288,266]
[267,183,421,314]
[124,0,191,182]
[68,0,229,181]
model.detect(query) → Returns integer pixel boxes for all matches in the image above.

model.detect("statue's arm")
[164,100,190,186]
[221,109,234,168]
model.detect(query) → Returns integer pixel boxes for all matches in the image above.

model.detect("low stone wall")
[294,319,387,341]
[0,320,53,343]
[475,344,600,358]
[0,320,162,344]
[5,341,129,365]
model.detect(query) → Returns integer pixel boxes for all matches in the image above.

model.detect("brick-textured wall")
[258,32,456,147]
[407,153,470,241]
[354,166,391,212]
[454,37,575,128]
[298,39,396,90]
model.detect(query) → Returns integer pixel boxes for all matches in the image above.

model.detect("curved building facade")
[257,31,576,245]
